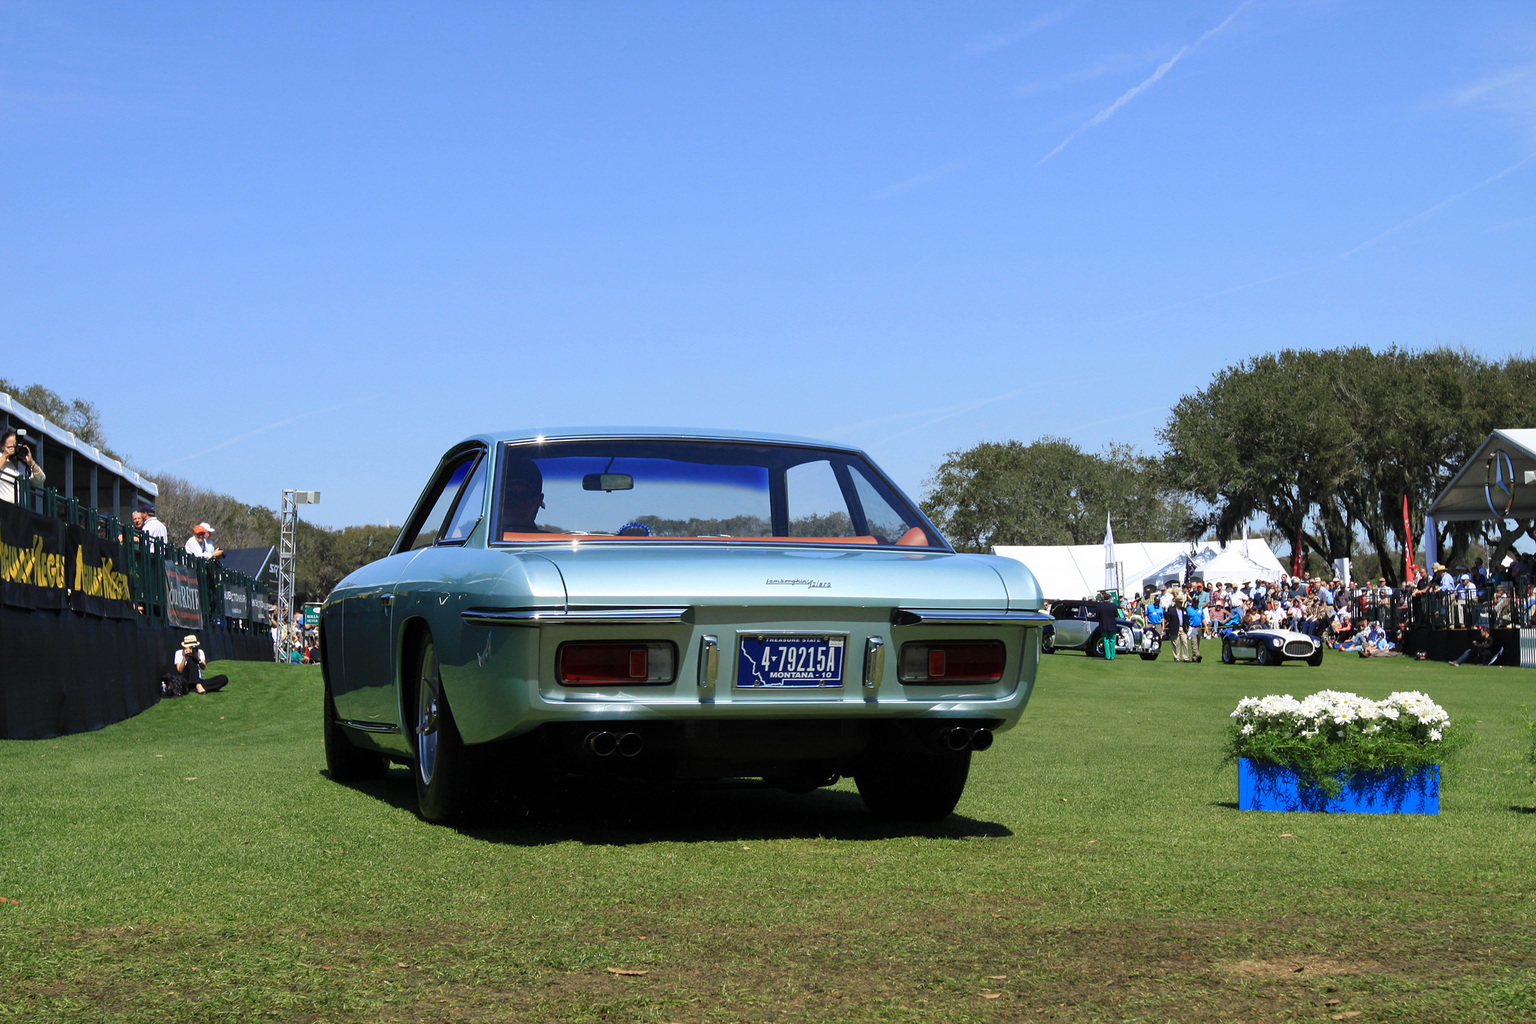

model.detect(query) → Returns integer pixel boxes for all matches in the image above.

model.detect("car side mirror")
[582,473,634,492]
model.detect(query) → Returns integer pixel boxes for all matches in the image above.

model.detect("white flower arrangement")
[1231,689,1451,743]
[1227,689,1459,793]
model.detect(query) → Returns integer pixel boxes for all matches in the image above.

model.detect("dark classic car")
[1041,600,1161,660]
[1220,627,1324,666]
[321,428,1051,823]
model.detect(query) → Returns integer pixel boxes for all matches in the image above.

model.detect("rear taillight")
[898,641,1005,683]
[557,642,676,685]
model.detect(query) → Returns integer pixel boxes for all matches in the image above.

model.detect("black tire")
[1307,651,1324,667]
[1221,641,1235,665]
[855,749,971,821]
[323,661,387,782]
[1139,650,1159,661]
[1256,645,1274,667]
[1087,633,1105,658]
[1041,628,1055,655]
[412,636,478,824]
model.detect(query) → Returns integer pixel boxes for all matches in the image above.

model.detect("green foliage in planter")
[1225,689,1466,796]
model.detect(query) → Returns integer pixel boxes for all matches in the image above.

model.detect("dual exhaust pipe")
[934,726,994,753]
[582,730,644,758]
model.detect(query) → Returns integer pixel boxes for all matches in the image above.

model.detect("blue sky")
[4,1,1533,529]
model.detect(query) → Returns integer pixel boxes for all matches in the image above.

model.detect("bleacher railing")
[16,478,271,638]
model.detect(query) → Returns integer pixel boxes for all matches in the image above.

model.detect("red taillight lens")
[558,642,676,685]
[899,642,1005,683]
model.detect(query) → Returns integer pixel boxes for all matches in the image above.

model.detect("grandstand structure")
[0,390,158,521]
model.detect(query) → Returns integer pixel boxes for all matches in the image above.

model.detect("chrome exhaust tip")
[616,731,643,758]
[583,731,619,757]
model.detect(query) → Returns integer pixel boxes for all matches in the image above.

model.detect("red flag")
[1402,494,1413,581]
[1293,524,1304,576]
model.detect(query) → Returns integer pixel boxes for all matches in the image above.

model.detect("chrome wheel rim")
[416,642,440,787]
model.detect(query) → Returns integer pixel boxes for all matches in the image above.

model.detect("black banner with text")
[66,524,135,619]
[0,500,68,611]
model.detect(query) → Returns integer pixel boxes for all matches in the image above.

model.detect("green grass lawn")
[3,641,1535,1023]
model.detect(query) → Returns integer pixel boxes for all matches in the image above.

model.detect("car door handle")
[380,593,393,608]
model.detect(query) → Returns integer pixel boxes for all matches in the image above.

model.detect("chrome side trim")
[338,718,402,735]
[461,607,690,626]
[891,609,1054,627]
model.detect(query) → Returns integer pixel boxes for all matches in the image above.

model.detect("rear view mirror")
[582,473,634,492]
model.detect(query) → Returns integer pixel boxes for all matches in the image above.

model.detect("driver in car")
[499,458,545,535]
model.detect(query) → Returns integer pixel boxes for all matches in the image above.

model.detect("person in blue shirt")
[1146,597,1165,640]
[1185,603,1205,661]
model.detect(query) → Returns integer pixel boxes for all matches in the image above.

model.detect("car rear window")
[490,439,944,549]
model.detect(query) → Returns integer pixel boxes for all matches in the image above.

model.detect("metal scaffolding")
[276,489,319,662]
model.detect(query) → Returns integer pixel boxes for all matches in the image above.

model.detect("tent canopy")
[1428,429,1536,522]
[993,539,1285,601]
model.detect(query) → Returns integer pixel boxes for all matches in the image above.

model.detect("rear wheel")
[413,636,477,824]
[1221,641,1235,664]
[323,672,387,781]
[855,750,971,821]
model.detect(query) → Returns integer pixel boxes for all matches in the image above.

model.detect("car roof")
[462,426,866,454]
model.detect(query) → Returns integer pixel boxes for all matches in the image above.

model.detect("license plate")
[736,634,846,688]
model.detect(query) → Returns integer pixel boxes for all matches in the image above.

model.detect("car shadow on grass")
[326,767,1013,844]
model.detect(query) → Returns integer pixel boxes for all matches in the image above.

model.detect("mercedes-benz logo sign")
[1485,449,1516,518]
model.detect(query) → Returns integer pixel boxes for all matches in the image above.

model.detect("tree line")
[924,347,1536,587]
[16,347,1533,595]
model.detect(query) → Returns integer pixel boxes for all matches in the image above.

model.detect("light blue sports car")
[321,428,1048,823]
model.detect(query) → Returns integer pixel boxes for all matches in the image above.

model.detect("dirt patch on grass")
[1226,954,1383,978]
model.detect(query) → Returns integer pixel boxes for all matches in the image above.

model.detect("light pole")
[277,489,320,662]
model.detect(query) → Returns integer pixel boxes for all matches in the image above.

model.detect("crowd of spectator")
[1102,554,1536,663]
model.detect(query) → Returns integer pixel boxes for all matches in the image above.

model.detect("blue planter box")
[1238,758,1439,815]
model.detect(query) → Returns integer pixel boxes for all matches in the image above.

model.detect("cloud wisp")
[1338,153,1536,258]
[872,161,966,201]
[158,397,372,470]
[969,8,1069,55]
[1117,154,1536,324]
[1038,1,1250,165]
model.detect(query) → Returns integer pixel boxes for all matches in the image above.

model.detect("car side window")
[398,451,482,552]
[440,455,488,544]
[785,460,854,536]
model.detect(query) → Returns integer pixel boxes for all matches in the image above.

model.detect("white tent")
[1199,545,1285,587]
[993,539,1286,601]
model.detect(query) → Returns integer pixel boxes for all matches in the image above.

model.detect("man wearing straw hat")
[163,635,229,697]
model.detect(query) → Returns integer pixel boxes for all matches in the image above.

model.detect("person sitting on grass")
[162,635,230,697]
[1358,621,1400,658]
[1451,625,1500,667]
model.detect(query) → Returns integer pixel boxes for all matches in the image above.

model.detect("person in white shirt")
[132,506,168,552]
[163,635,229,695]
[0,428,44,503]
[185,522,224,560]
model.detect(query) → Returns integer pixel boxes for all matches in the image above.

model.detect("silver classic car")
[1220,627,1324,666]
[321,428,1050,823]
[1041,600,1161,660]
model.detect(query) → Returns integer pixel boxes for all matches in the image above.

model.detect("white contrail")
[158,397,370,468]
[1339,153,1536,258]
[1039,2,1250,165]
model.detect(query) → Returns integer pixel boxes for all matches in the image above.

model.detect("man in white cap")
[185,522,224,560]
[163,634,229,696]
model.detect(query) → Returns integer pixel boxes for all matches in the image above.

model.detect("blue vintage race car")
[321,428,1049,823]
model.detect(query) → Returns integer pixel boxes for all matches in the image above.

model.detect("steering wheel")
[617,521,652,537]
